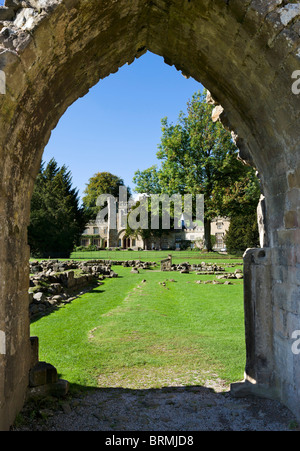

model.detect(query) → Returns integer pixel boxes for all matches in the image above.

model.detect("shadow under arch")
[13,383,295,431]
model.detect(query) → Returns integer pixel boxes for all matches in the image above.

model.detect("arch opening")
[27,53,248,414]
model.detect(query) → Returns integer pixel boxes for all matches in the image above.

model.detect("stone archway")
[0,0,299,430]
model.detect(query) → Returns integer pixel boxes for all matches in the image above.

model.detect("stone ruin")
[161,255,172,272]
[29,258,243,320]
[171,261,227,274]
[0,0,300,429]
[160,259,244,279]
[29,259,157,319]
[29,260,117,319]
[121,260,157,270]
[28,337,69,400]
[27,256,243,400]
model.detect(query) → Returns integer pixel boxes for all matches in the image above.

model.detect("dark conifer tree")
[28,158,87,258]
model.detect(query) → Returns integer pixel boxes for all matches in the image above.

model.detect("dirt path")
[13,381,297,431]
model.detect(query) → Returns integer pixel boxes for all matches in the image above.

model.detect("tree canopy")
[28,158,87,258]
[82,171,131,218]
[225,213,259,255]
[133,90,261,250]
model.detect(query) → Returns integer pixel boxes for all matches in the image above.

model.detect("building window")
[93,227,99,234]
[215,233,224,248]
[132,239,136,247]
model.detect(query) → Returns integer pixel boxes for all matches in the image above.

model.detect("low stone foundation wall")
[29,260,118,320]
[29,259,157,319]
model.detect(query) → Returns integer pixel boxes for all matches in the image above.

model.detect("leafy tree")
[219,165,261,254]
[82,171,131,217]
[211,152,261,218]
[133,90,261,250]
[28,159,87,258]
[132,165,161,194]
[225,213,259,255]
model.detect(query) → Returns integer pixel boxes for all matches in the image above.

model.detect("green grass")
[70,249,243,266]
[31,266,245,392]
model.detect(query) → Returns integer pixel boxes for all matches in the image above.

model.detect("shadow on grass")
[30,281,113,324]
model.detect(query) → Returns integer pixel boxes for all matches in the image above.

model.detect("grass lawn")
[70,249,243,266]
[31,266,245,392]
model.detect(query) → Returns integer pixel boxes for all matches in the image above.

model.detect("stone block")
[284,210,298,229]
[4,0,23,10]
[29,361,58,387]
[33,291,46,303]
[30,336,39,369]
[161,255,172,271]
[0,7,15,20]
[27,379,69,399]
[66,270,75,288]
[288,166,300,189]
[49,283,62,294]
[50,379,69,398]
[28,292,33,304]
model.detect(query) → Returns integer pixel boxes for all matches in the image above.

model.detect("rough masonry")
[0,0,299,430]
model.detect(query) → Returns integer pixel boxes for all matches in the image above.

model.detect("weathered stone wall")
[160,255,172,271]
[0,0,299,429]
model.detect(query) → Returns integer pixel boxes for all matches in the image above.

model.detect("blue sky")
[43,52,202,200]
[0,0,203,198]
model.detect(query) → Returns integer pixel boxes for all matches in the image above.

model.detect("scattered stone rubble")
[176,262,225,274]
[122,260,157,272]
[164,261,244,281]
[29,259,242,319]
[29,259,157,319]
[216,268,244,280]
[26,257,243,402]
[29,259,116,319]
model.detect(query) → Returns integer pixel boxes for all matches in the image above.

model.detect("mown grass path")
[31,267,245,392]
[70,249,243,265]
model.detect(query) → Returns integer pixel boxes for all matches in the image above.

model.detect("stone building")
[80,198,205,250]
[211,217,230,250]
[80,217,205,250]
[80,220,145,250]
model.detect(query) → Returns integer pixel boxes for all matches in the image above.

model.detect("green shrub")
[225,214,259,255]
